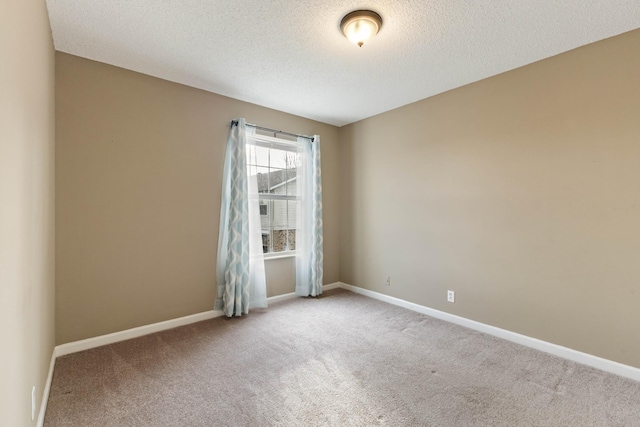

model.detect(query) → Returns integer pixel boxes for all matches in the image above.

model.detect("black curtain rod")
[231,120,315,142]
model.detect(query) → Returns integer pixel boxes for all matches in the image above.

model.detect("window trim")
[248,133,298,152]
[263,251,297,260]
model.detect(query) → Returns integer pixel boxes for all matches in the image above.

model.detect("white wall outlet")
[31,386,36,420]
[384,276,391,286]
[447,290,455,303]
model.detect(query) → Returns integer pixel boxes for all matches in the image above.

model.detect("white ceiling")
[46,0,640,127]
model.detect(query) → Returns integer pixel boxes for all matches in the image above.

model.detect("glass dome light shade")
[340,10,382,47]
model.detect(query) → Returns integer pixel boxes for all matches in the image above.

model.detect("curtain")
[295,135,324,296]
[215,118,267,316]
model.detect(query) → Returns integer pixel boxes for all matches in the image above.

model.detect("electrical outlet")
[447,290,455,303]
[384,276,391,286]
[31,386,36,420]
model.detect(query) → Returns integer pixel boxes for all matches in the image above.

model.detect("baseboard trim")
[56,282,343,357]
[323,282,342,291]
[56,310,225,357]
[267,282,341,304]
[36,350,56,427]
[266,292,298,304]
[336,282,640,382]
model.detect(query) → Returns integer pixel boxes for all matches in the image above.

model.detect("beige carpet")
[44,289,640,426]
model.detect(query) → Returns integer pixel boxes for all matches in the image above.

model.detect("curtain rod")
[230,120,315,142]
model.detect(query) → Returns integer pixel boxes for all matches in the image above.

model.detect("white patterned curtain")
[295,135,323,296]
[215,118,267,316]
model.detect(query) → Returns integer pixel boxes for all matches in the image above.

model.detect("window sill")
[263,252,297,261]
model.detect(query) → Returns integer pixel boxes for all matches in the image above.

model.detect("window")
[246,133,299,255]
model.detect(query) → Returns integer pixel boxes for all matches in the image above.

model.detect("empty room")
[3,0,640,425]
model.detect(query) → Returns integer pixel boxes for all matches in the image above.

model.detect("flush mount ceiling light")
[340,10,382,47]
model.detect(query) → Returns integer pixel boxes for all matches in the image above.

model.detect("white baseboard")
[56,310,225,357]
[336,282,640,383]
[323,282,341,291]
[267,282,341,304]
[36,350,56,427]
[266,292,298,304]
[56,282,343,357]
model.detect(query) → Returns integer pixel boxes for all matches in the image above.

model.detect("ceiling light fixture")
[340,10,382,47]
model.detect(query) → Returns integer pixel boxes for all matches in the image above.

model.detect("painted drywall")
[0,1,56,425]
[339,29,640,368]
[55,53,340,344]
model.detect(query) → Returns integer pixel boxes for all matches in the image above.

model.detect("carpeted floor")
[44,289,640,426]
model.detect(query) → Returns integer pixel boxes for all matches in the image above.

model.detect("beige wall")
[339,29,640,368]
[50,14,640,374]
[55,53,340,344]
[0,1,56,425]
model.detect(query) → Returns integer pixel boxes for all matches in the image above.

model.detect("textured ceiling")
[46,0,640,126]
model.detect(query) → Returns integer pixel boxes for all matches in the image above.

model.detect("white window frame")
[247,133,299,259]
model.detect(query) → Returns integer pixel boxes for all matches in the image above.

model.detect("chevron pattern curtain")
[295,135,324,297]
[215,118,267,316]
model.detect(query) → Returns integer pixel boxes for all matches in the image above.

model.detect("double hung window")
[246,133,299,256]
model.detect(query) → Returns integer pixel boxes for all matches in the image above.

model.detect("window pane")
[285,152,298,196]
[269,199,286,252]
[285,170,297,196]
[270,149,288,169]
[287,200,297,229]
[268,168,285,194]
[286,167,297,182]
[287,200,297,251]
[250,145,270,168]
[271,199,287,229]
[287,229,296,251]
[259,199,271,252]
[256,167,270,193]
